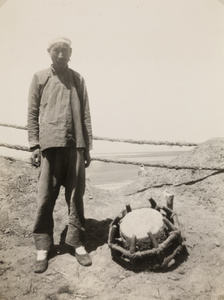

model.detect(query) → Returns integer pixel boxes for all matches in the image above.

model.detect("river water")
[86,151,186,190]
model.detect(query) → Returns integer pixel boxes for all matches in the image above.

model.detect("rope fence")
[92,136,198,147]
[92,157,224,171]
[0,142,29,152]
[0,122,198,147]
[0,123,28,131]
[1,122,220,171]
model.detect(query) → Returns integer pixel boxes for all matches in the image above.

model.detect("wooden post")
[147,231,158,248]
[148,198,157,209]
[130,234,136,254]
[126,204,132,213]
[165,193,174,210]
[163,217,177,232]
[108,225,118,244]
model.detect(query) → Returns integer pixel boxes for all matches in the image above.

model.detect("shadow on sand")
[48,218,113,259]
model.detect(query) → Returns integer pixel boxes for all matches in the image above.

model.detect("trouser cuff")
[34,233,54,251]
[65,226,85,248]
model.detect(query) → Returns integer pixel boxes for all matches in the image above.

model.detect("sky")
[0,0,224,155]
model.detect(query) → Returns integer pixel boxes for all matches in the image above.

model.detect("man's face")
[48,42,72,68]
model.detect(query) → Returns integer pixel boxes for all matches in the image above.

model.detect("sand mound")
[120,138,224,200]
[173,137,224,168]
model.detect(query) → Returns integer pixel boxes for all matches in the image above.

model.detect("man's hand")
[30,148,41,167]
[84,150,91,168]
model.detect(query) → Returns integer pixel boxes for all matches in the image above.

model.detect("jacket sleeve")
[79,77,93,150]
[27,74,41,150]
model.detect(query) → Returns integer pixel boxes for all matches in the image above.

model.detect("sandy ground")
[0,138,224,300]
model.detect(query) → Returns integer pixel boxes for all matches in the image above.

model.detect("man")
[27,37,93,273]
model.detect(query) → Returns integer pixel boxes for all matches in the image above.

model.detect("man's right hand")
[30,148,41,167]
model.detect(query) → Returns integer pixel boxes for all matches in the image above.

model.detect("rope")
[0,142,29,152]
[1,155,31,165]
[92,157,224,171]
[0,142,223,171]
[0,123,27,130]
[0,122,198,147]
[93,136,198,147]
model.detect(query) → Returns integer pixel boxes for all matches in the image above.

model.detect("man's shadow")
[49,218,112,258]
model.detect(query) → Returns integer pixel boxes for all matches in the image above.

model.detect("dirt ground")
[0,138,224,300]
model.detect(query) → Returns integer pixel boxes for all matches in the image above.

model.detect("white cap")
[48,37,72,50]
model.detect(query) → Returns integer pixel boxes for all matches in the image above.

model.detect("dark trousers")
[33,148,86,251]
